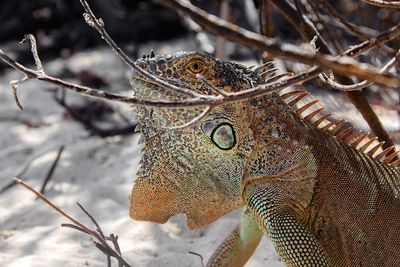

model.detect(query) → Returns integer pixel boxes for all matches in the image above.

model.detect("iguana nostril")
[137,61,147,69]
[150,50,155,58]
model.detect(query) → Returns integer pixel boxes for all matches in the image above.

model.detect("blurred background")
[1,0,399,65]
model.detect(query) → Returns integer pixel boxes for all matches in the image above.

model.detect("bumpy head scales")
[129,51,262,228]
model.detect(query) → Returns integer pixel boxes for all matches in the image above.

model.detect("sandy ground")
[0,40,398,267]
[0,43,284,267]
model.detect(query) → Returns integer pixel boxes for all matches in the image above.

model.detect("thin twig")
[0,146,63,194]
[188,251,205,267]
[14,178,132,267]
[1,16,399,110]
[79,0,202,99]
[293,0,312,45]
[317,0,370,40]
[306,0,343,52]
[14,178,89,231]
[320,50,400,91]
[76,202,106,240]
[270,0,330,52]
[21,34,44,73]
[1,28,398,110]
[313,0,394,55]
[61,223,88,233]
[10,76,28,110]
[363,0,400,9]
[343,23,400,57]
[39,145,65,195]
[9,34,45,110]
[108,234,123,267]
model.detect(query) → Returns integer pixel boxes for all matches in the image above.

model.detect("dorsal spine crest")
[279,89,399,169]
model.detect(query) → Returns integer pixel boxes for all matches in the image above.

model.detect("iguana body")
[129,51,400,266]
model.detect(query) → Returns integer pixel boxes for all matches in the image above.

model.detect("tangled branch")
[0,0,399,115]
[14,178,132,267]
[156,0,400,87]
[0,41,319,109]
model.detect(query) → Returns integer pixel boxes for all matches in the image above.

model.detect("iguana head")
[129,51,260,229]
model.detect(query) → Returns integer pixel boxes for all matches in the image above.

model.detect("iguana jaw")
[129,174,179,225]
[129,172,242,229]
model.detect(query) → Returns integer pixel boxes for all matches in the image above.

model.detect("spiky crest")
[279,89,399,168]
[384,150,400,164]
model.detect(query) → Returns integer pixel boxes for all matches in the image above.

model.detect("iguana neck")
[249,93,313,149]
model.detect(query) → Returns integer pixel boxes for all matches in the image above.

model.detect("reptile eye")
[187,60,205,74]
[211,123,236,150]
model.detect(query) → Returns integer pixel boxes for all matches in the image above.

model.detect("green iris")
[211,123,236,150]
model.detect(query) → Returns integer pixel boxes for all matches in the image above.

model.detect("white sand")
[0,46,283,267]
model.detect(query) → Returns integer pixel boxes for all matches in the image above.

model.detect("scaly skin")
[129,51,400,266]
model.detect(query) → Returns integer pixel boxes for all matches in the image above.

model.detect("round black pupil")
[193,63,199,70]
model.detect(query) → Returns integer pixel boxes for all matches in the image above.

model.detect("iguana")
[128,51,400,266]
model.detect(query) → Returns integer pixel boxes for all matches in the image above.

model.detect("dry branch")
[156,0,400,87]
[39,145,65,195]
[0,2,398,112]
[320,50,400,91]
[79,0,202,99]
[259,0,398,150]
[270,0,333,52]
[316,0,370,40]
[14,178,132,267]
[363,0,400,8]
[0,43,322,108]
[0,0,398,137]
